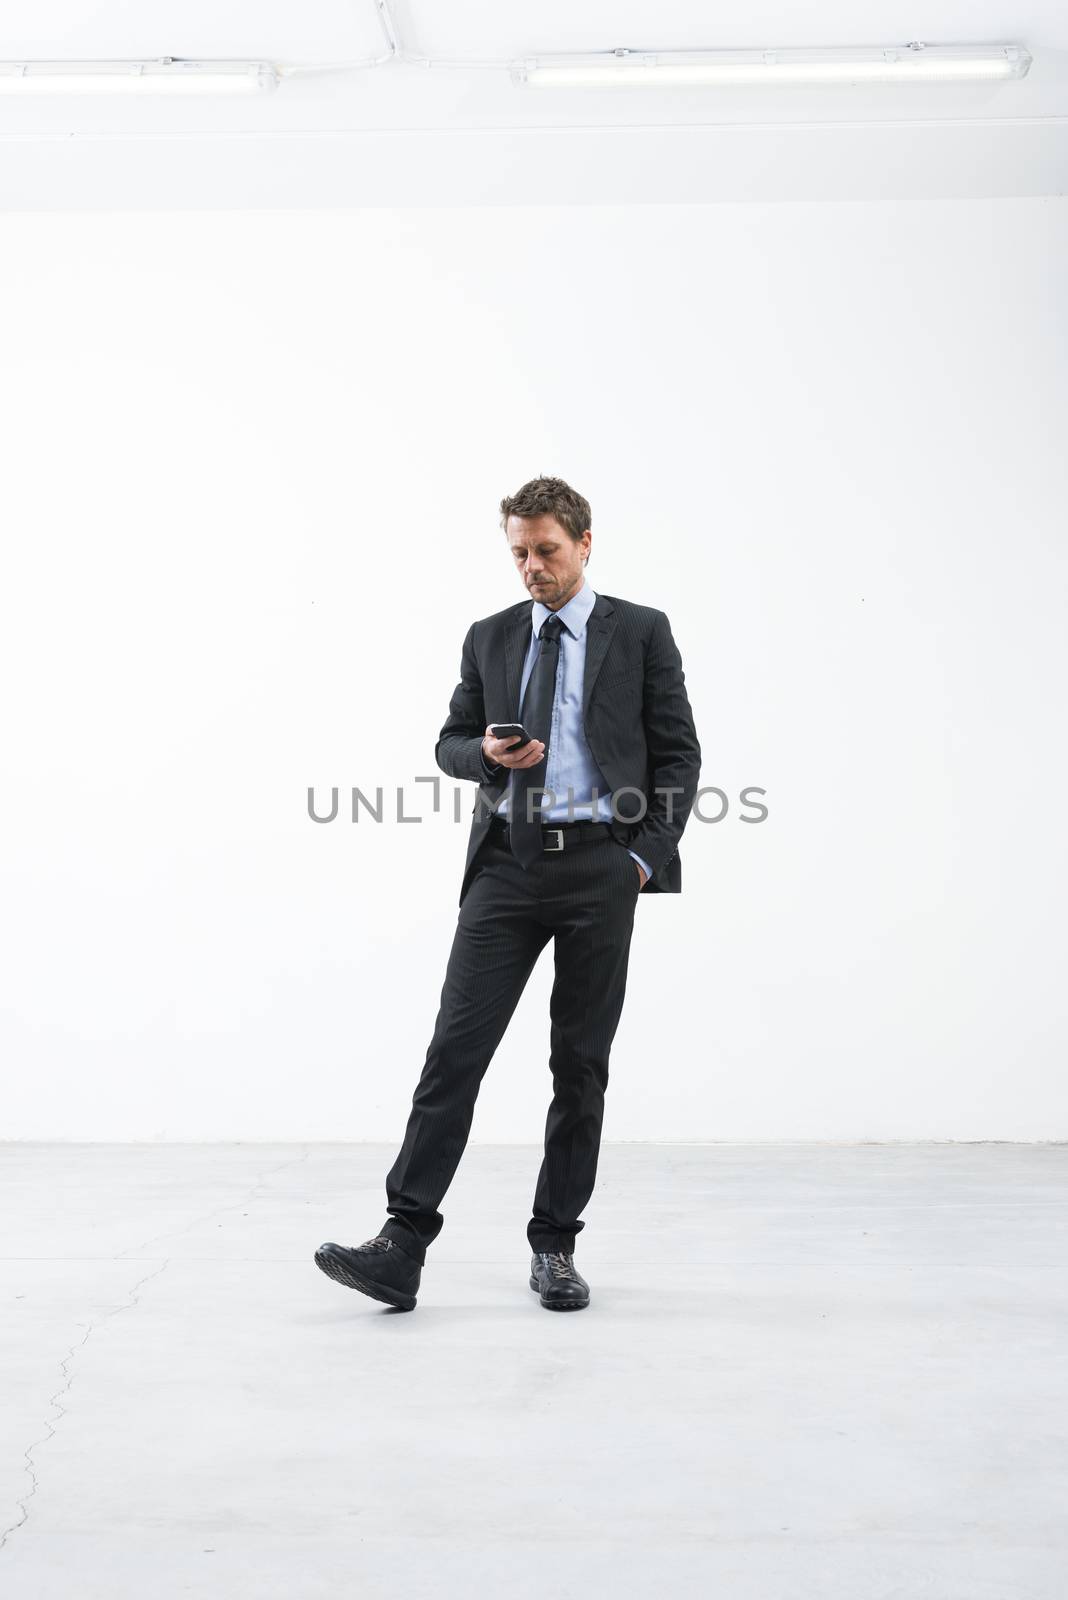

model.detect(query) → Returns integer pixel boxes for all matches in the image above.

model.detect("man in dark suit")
[316,477,701,1312]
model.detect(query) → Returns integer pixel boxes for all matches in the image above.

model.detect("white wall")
[1,199,1065,1141]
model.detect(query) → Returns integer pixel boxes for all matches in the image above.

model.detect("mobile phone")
[488,722,532,749]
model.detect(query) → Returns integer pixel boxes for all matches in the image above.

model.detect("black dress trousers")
[380,824,641,1262]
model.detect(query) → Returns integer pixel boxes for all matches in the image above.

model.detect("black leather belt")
[488,816,614,852]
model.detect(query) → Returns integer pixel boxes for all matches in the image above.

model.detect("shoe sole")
[314,1247,417,1311]
[529,1275,589,1311]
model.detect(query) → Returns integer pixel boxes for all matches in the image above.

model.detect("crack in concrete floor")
[1,1144,310,1551]
[0,1258,170,1551]
[115,1145,311,1259]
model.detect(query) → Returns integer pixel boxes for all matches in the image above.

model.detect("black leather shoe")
[529,1251,590,1311]
[314,1237,421,1310]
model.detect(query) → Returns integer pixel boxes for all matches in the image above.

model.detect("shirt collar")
[532,578,596,642]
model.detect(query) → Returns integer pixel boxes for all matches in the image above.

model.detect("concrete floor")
[0,1142,1065,1598]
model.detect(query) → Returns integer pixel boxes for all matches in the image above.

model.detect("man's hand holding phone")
[482,723,546,770]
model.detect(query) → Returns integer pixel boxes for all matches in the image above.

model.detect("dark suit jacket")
[435,590,701,907]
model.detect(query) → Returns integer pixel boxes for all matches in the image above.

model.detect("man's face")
[505,514,591,611]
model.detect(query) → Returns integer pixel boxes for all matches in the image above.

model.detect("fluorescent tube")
[0,59,279,95]
[510,44,1032,91]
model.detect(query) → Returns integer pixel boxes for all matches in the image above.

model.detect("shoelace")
[359,1237,393,1252]
[543,1251,578,1281]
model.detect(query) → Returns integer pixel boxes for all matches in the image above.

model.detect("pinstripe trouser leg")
[527,836,639,1255]
[380,830,640,1263]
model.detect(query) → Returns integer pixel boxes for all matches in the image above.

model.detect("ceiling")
[0,1,1064,206]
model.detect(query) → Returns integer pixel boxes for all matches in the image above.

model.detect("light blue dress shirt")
[488,580,652,883]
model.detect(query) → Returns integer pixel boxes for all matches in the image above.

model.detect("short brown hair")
[499,477,591,545]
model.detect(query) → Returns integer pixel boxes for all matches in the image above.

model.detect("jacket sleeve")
[435,622,499,784]
[626,611,701,876]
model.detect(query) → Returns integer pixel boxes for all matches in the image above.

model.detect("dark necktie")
[510,613,566,868]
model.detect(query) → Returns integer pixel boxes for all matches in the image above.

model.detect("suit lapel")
[581,593,617,722]
[504,602,533,720]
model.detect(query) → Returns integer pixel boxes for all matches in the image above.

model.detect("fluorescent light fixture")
[0,58,279,95]
[510,43,1032,90]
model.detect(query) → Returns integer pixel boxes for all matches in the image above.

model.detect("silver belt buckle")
[543,828,565,852]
